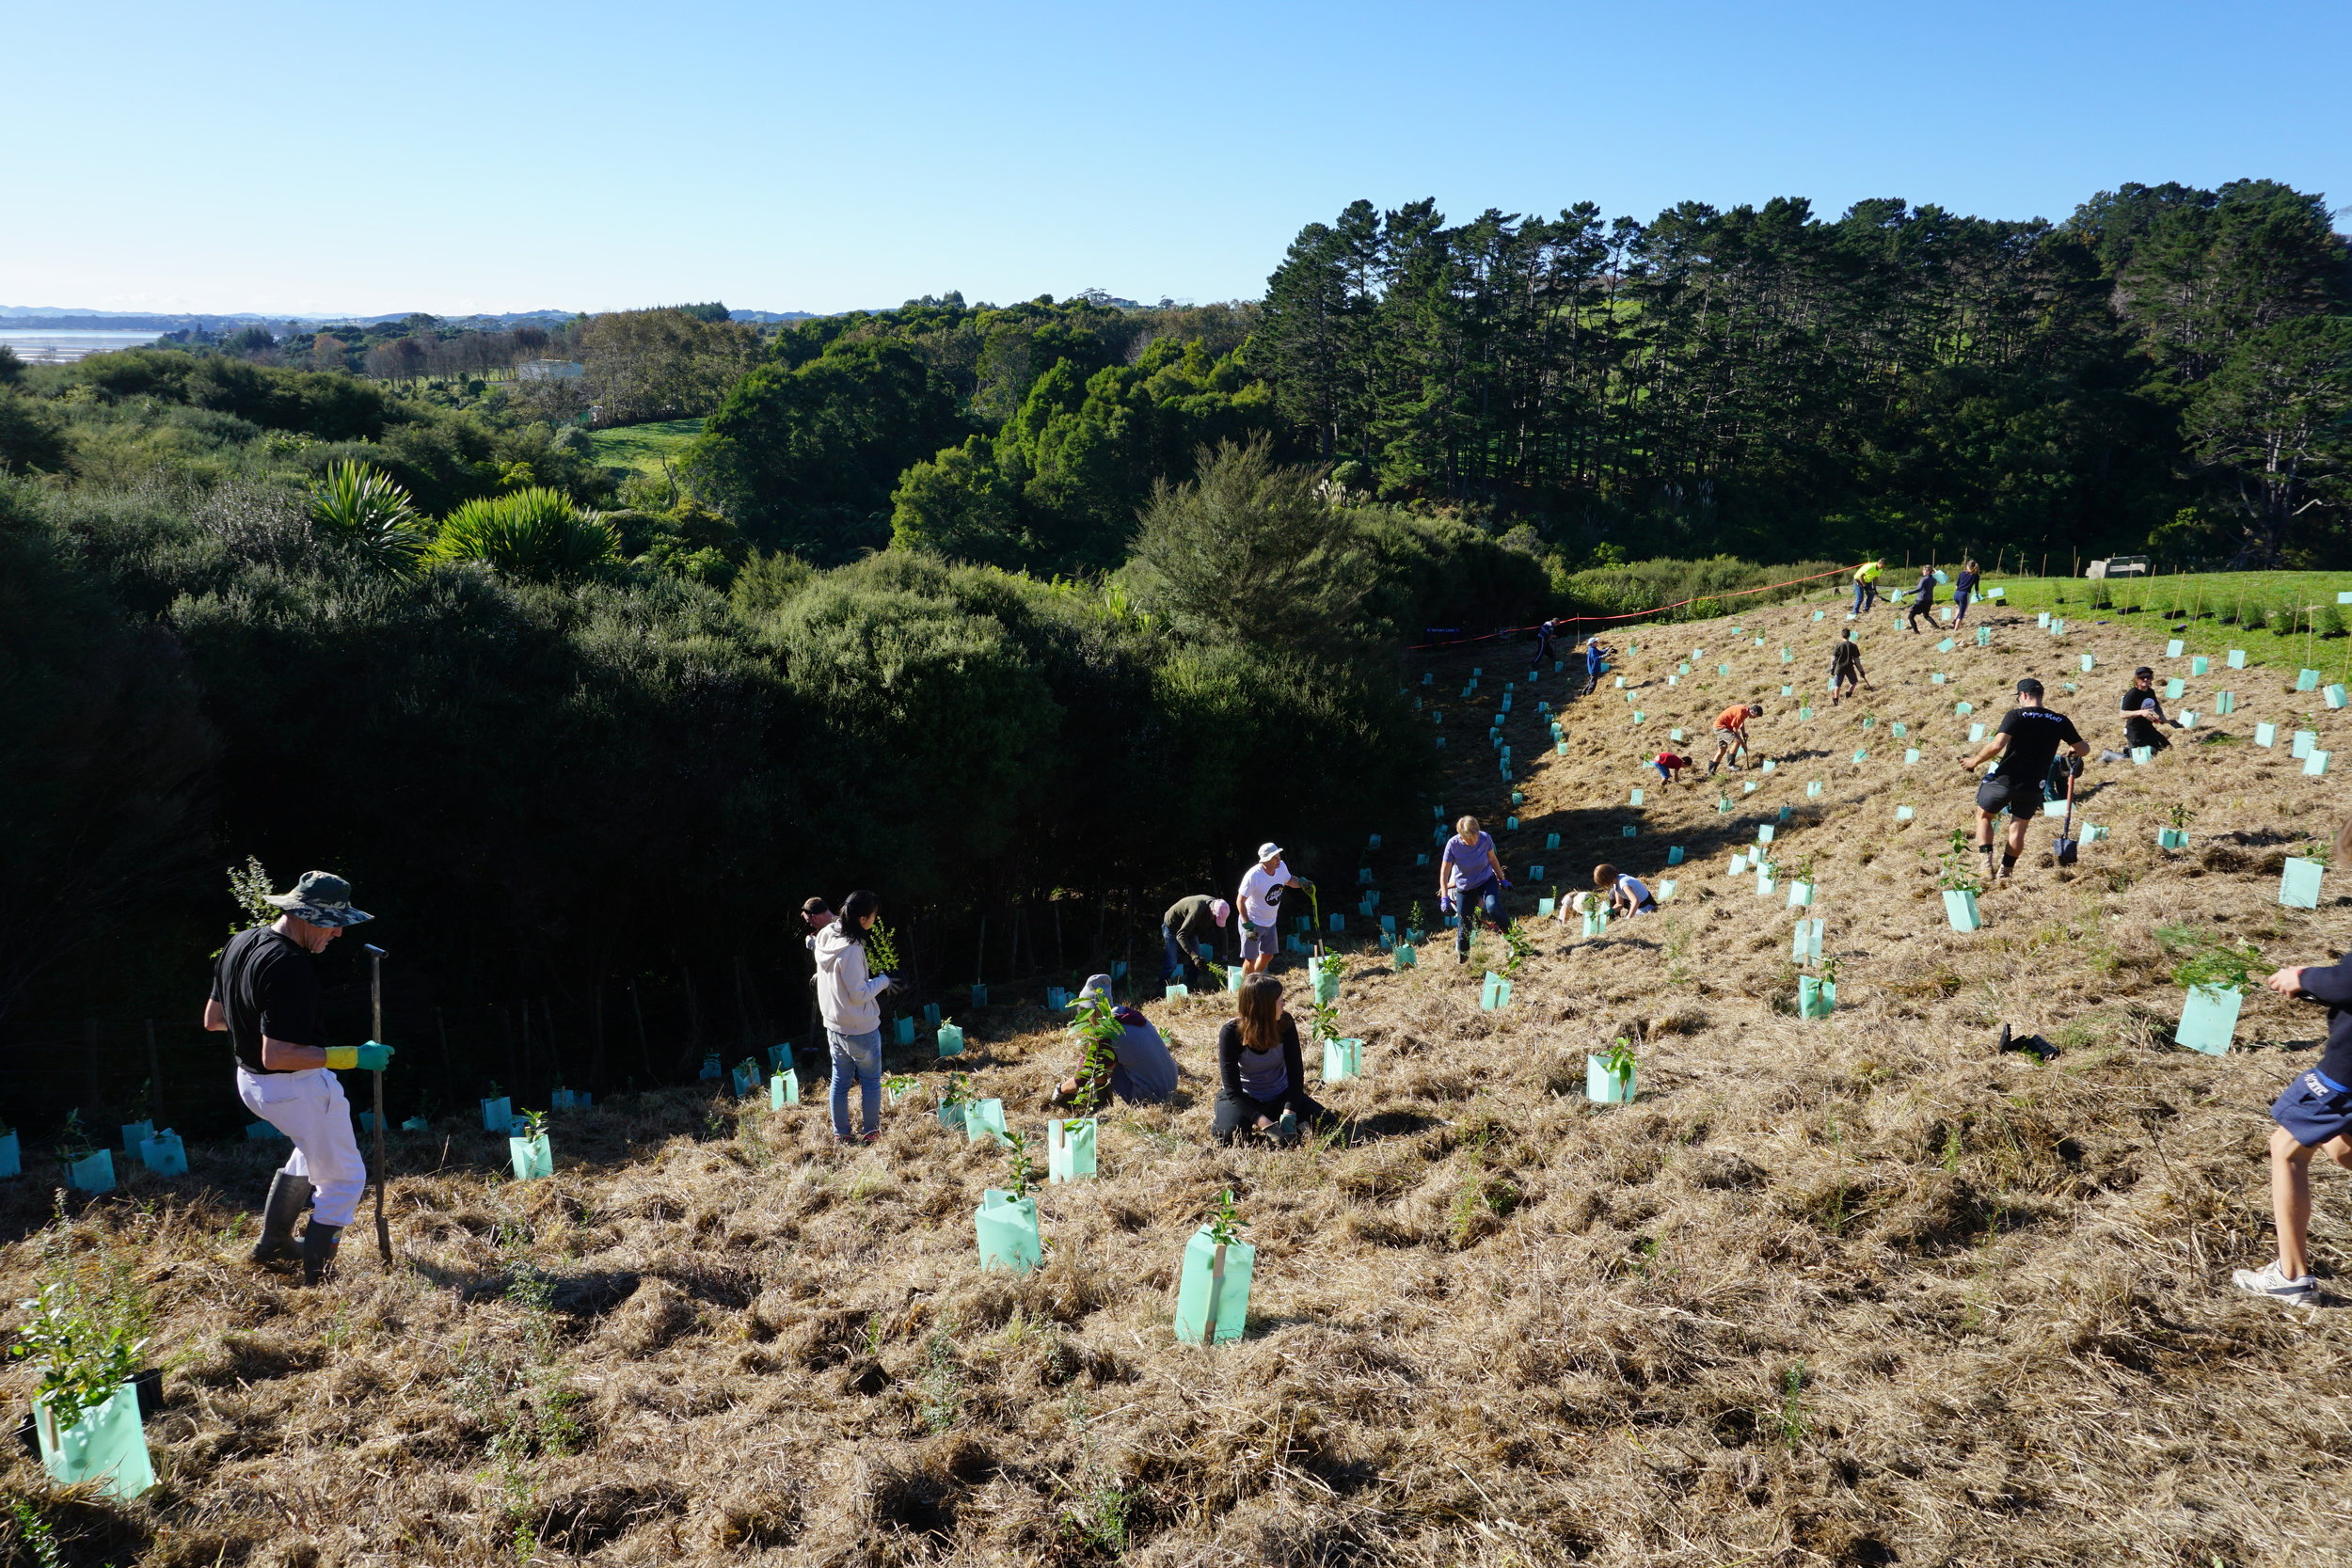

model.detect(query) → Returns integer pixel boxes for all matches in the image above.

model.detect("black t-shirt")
[1829,641,1861,675]
[210,926,325,1074]
[1992,705,2083,782]
[2118,685,2162,717]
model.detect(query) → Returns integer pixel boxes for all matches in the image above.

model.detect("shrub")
[2318,604,2346,639]
[2265,603,2296,636]
[308,461,422,575]
[422,488,620,581]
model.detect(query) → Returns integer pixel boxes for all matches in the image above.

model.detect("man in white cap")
[1160,893,1231,988]
[1236,844,1311,976]
[203,870,392,1285]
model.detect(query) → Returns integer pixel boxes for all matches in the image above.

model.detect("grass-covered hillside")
[4,581,2351,1566]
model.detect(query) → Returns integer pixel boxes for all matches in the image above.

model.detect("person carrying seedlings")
[1651,747,1692,785]
[1706,702,1761,775]
[1161,894,1231,987]
[2235,815,2352,1306]
[1850,560,1883,617]
[1212,974,1336,1147]
[1951,560,1980,626]
[1236,844,1310,976]
[1438,815,1509,962]
[1903,564,1939,632]
[203,869,389,1287]
[1047,974,1178,1109]
[1954,677,2087,884]
[814,888,896,1145]
[1594,863,1659,916]
[2119,667,2183,754]
[1827,630,1867,706]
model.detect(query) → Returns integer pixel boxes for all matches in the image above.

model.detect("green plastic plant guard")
[730,1065,756,1099]
[119,1119,152,1152]
[508,1132,553,1180]
[1512,790,1525,804]
[67,1149,114,1194]
[893,1017,914,1046]
[1977,626,1992,647]
[1792,918,1823,961]
[1667,845,1685,864]
[1853,750,1868,764]
[2080,654,2095,673]
[2280,857,2325,910]
[35,1385,154,1498]
[935,1022,966,1058]
[246,1121,282,1142]
[2163,677,2185,700]
[2297,669,2321,691]
[1227,967,1246,993]
[1896,805,1915,820]
[1904,748,1921,765]
[1527,864,1545,880]
[1546,831,1562,848]
[0,1131,18,1179]
[1657,878,1678,900]
[401,1117,430,1132]
[1717,664,1730,676]
[2175,985,2243,1055]
[937,1099,966,1131]
[1970,722,1986,741]
[2084,824,2107,842]
[2193,654,2211,674]
[1480,972,1514,1009]
[1047,1117,1097,1182]
[2166,639,2184,657]
[1756,823,1775,844]
[1956,701,1973,714]
[1670,728,1684,741]
[1580,907,1609,939]
[770,1069,800,1109]
[2156,828,2187,849]
[1394,943,1417,969]
[2052,618,2066,635]
[1798,976,1836,1019]
[1943,890,1981,932]
[963,1097,1009,1147]
[2228,649,2246,668]
[1755,866,1776,896]
[2038,611,2051,627]
[1788,881,1814,908]
[2255,722,2276,747]
[923,1003,942,1026]
[1536,897,1555,917]
[1761,759,1776,772]
[1584,1054,1635,1105]
[1799,706,1813,721]
[358,1111,377,1134]
[481,1095,511,1132]
[138,1131,186,1178]
[551,1087,592,1109]
[1631,711,1644,724]
[970,983,989,1007]
[2328,686,2349,710]
[974,1188,1042,1275]
[1323,1037,1363,1083]
[1937,638,1954,653]
[2293,730,2316,758]
[1807,781,1821,797]
[2306,751,2330,777]
[1931,673,1947,685]
[2181,712,2199,728]
[1174,1227,1253,1345]
[2210,690,2232,714]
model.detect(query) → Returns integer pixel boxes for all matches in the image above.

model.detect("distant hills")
[0,307,819,331]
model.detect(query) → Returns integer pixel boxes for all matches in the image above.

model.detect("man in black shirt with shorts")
[204,870,391,1284]
[1956,678,2088,884]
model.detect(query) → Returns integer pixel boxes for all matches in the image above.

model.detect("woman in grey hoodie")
[814,889,895,1143]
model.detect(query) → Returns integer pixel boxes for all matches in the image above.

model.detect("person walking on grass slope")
[814,888,896,1146]
[1533,616,1558,665]
[2118,667,2184,755]
[1706,702,1762,775]
[1582,635,1613,696]
[1047,974,1177,1110]
[1850,560,1883,618]
[1439,815,1509,963]
[1594,863,1658,916]
[1951,560,1980,626]
[205,870,389,1287]
[1237,844,1310,976]
[1955,678,2087,884]
[1828,630,1868,706]
[2235,814,2352,1306]
[1212,974,1337,1147]
[1161,894,1231,988]
[1903,564,1939,632]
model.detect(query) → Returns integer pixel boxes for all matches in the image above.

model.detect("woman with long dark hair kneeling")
[1213,974,1336,1146]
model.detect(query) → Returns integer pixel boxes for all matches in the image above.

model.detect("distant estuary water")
[0,329,161,362]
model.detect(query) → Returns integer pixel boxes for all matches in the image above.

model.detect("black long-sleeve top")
[1216,1016,1308,1107]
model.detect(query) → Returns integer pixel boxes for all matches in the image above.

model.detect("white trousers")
[235,1066,366,1227]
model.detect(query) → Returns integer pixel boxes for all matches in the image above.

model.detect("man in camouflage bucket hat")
[203,871,394,1284]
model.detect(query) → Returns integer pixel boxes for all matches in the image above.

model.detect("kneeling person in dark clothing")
[1956,678,2087,884]
[2120,667,2182,753]
[1212,974,1336,1146]
[1049,974,1178,1109]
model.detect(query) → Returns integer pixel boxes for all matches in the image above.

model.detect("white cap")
[1256,842,1283,861]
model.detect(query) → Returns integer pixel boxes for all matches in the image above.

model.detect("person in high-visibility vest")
[1850,561,1884,618]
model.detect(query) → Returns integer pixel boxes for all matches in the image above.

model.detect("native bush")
[422,489,621,581]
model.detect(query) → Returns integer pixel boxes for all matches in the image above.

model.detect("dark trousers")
[1212,1087,1333,1145]
[1162,925,1208,984]
[1906,599,1934,630]
[1453,879,1502,956]
[2124,718,2171,753]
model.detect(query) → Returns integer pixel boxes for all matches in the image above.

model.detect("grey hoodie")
[814,923,891,1036]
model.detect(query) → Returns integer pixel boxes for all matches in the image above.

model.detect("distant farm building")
[518,359,586,381]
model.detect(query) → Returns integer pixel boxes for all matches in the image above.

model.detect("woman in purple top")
[1438,814,1508,962]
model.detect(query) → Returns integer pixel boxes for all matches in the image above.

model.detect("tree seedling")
[1205,1189,1246,1248]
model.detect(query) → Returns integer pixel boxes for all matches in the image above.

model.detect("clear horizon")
[10,0,2345,319]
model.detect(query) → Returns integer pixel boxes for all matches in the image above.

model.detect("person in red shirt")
[1651,749,1692,785]
[1706,704,1760,775]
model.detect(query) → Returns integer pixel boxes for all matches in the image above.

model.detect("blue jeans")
[828,1027,882,1137]
[1453,879,1502,956]
[1162,924,1203,983]
[1851,580,1875,615]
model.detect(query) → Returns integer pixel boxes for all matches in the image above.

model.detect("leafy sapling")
[2167,803,2195,832]
[1006,1131,1041,1203]
[1204,1189,1247,1248]
[866,918,902,976]
[1937,830,1986,895]
[940,1072,971,1109]
[1066,995,1124,1117]
[1601,1036,1636,1079]
[2173,941,2265,994]
[516,1109,549,1139]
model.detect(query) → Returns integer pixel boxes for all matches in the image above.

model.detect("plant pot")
[1047,1117,1097,1182]
[936,1023,965,1057]
[963,1098,1009,1147]
[1322,1037,1363,1083]
[1584,1055,1635,1104]
[67,1149,114,1194]
[1798,976,1836,1019]
[137,1132,186,1178]
[2281,857,2325,910]
[1174,1227,1254,1346]
[1943,889,1981,932]
[2175,985,2244,1055]
[481,1096,512,1132]
[34,1384,153,1498]
[974,1189,1042,1275]
[770,1069,800,1109]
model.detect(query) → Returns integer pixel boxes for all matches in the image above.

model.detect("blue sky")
[10,0,2345,317]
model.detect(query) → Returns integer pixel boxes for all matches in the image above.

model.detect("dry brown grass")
[5,595,2352,1566]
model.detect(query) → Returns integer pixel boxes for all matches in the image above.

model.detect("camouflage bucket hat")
[265,870,373,927]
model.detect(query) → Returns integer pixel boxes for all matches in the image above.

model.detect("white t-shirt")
[1238,862,1291,928]
[1614,874,1654,908]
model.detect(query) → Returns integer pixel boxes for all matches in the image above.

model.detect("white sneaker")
[2233,1260,2317,1305]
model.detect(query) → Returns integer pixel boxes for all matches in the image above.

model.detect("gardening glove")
[326,1041,393,1071]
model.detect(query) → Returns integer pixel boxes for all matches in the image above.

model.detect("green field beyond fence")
[584,417,704,475]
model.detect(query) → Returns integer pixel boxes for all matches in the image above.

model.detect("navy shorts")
[2271,1069,2352,1148]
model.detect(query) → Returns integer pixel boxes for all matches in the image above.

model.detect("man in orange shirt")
[1707,703,1760,775]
